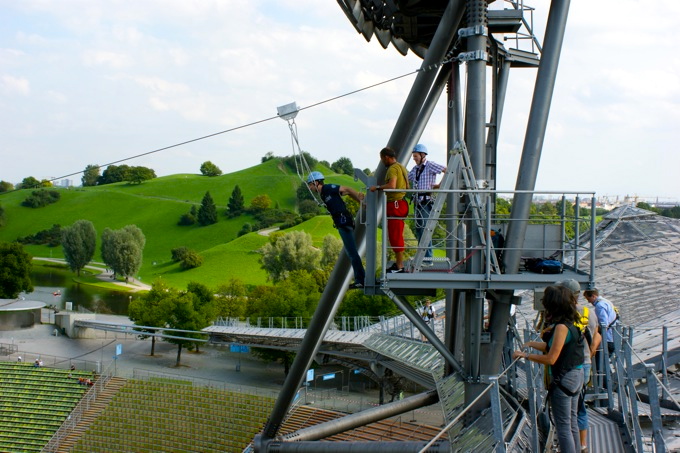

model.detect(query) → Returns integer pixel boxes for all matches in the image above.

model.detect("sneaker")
[386,263,399,272]
[348,282,363,289]
[389,267,405,273]
[422,259,434,267]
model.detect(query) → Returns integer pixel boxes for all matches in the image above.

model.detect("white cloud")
[82,50,130,68]
[0,1,678,198]
[0,75,30,95]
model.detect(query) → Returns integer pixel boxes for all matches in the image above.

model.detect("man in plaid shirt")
[408,144,446,261]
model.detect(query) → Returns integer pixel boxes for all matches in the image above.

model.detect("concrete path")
[33,257,151,292]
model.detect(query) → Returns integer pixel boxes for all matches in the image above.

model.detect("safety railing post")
[645,364,666,453]
[612,327,631,437]
[488,376,506,453]
[662,326,669,399]
[624,327,644,453]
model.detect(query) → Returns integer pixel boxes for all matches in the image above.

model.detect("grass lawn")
[0,159,367,290]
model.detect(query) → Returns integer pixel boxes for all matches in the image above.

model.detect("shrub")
[177,213,196,226]
[180,250,203,269]
[238,223,253,237]
[21,189,61,208]
[171,246,190,262]
[17,224,62,246]
[250,194,272,213]
[298,199,320,215]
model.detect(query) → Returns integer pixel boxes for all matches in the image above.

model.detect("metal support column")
[503,0,572,274]
[462,0,489,406]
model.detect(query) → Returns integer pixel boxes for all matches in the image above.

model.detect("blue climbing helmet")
[413,143,428,154]
[306,171,325,184]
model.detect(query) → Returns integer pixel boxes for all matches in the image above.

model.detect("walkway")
[33,257,151,292]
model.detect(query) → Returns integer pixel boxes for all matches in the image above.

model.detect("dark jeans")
[338,226,365,285]
[414,201,433,258]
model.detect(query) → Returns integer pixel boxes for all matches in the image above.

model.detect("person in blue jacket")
[307,172,365,289]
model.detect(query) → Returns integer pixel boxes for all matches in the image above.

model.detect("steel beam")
[279,390,439,442]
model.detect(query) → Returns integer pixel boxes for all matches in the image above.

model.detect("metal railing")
[41,361,115,453]
[509,322,680,453]
[372,189,597,281]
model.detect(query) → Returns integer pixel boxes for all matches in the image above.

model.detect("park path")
[33,257,152,292]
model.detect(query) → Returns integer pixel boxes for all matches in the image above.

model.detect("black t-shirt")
[320,184,353,228]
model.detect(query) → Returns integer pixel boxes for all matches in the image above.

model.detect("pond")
[24,268,134,316]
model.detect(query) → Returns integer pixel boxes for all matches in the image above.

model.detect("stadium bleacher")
[0,361,94,453]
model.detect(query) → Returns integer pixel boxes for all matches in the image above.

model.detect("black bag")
[525,258,563,274]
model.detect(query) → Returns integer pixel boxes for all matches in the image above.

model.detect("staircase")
[54,376,127,453]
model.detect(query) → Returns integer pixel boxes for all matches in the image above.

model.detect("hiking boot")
[348,282,364,289]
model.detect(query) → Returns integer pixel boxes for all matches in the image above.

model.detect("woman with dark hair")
[513,285,585,453]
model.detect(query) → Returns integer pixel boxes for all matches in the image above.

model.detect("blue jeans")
[577,364,591,431]
[551,368,584,453]
[338,226,365,285]
[414,201,433,258]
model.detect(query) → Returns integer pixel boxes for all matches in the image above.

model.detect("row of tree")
[81,164,156,186]
[61,220,145,281]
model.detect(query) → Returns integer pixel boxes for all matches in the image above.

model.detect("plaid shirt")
[408,160,445,193]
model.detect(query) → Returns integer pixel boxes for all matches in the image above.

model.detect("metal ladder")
[411,140,500,275]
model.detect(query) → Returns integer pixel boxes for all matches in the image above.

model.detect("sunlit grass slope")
[0,159,360,289]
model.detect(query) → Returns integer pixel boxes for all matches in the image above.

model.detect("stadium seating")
[0,361,94,453]
[70,378,275,453]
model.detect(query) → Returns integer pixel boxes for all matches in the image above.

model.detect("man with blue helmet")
[307,171,366,289]
[408,144,446,262]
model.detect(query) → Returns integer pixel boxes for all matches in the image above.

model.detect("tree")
[298,199,320,216]
[160,287,211,366]
[19,176,40,189]
[0,242,33,298]
[227,185,245,217]
[81,165,100,187]
[197,191,218,226]
[0,181,14,192]
[101,225,145,281]
[98,165,131,185]
[246,270,321,375]
[200,161,222,177]
[320,234,342,269]
[259,230,320,281]
[129,280,169,356]
[186,281,216,352]
[331,157,354,176]
[296,181,315,203]
[215,278,247,318]
[0,205,5,228]
[250,194,271,213]
[261,151,274,163]
[61,220,97,276]
[496,197,511,223]
[127,166,156,184]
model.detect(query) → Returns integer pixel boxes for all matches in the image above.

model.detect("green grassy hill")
[0,159,361,288]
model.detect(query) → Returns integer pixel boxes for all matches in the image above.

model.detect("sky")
[1,0,679,202]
